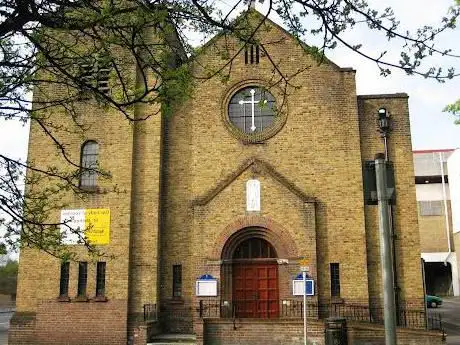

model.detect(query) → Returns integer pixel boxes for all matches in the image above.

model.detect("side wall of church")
[10,48,146,345]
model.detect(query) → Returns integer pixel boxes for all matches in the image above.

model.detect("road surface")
[428,297,460,345]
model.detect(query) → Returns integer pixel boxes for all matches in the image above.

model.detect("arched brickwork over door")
[221,228,279,318]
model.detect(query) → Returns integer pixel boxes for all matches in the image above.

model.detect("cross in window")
[239,89,258,131]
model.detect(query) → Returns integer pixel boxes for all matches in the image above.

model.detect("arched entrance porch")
[221,228,279,318]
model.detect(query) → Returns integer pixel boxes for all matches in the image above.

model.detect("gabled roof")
[192,157,316,206]
[188,8,349,71]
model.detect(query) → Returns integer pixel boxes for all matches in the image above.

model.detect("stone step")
[148,334,196,344]
[147,343,196,345]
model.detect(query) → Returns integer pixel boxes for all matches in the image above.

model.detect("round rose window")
[228,86,276,134]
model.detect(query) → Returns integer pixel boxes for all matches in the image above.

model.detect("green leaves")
[0,259,18,296]
[159,64,193,118]
[443,99,460,124]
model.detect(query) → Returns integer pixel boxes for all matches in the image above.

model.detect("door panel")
[233,263,279,318]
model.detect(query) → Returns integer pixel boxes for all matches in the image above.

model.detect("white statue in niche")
[246,179,261,211]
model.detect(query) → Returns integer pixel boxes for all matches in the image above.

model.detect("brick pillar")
[132,325,148,345]
[193,318,204,345]
[127,86,163,335]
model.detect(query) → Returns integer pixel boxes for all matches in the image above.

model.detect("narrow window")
[419,200,443,216]
[330,263,341,297]
[97,64,111,95]
[244,45,261,65]
[81,63,94,86]
[96,262,106,297]
[173,265,182,297]
[79,54,111,95]
[59,262,70,297]
[77,261,88,297]
[80,140,99,189]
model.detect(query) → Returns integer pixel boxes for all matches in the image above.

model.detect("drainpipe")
[439,152,452,264]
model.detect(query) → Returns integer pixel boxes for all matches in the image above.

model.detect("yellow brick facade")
[11,13,428,345]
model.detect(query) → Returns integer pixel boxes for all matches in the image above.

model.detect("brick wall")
[8,312,36,345]
[358,95,424,307]
[34,299,127,345]
[348,322,444,345]
[161,12,370,318]
[15,37,137,315]
[202,319,443,345]
[204,319,325,345]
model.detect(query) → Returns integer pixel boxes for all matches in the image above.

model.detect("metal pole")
[382,135,400,325]
[303,271,307,345]
[375,153,397,345]
[421,258,428,329]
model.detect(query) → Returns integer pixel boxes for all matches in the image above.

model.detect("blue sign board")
[196,274,218,297]
[292,274,315,296]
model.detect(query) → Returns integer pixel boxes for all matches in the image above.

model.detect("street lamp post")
[375,153,397,345]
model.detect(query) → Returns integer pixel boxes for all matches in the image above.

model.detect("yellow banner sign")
[85,209,110,245]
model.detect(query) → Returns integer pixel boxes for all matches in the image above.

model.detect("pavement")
[0,308,13,345]
[428,297,460,345]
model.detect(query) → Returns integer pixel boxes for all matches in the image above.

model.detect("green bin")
[324,317,348,345]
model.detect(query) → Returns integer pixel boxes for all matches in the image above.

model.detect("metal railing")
[143,303,157,322]
[197,299,444,332]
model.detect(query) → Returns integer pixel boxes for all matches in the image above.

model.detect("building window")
[80,141,99,189]
[77,261,88,297]
[330,263,341,298]
[233,238,277,259]
[173,265,182,298]
[80,55,111,95]
[228,86,276,134]
[245,44,260,64]
[96,262,106,297]
[419,201,443,216]
[59,262,70,297]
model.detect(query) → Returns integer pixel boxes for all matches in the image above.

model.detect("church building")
[10,8,443,345]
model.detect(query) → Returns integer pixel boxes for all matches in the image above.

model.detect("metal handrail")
[197,299,443,332]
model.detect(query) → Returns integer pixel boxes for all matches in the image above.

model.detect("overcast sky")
[0,0,459,166]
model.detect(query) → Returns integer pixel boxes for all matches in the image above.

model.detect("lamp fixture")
[378,107,391,134]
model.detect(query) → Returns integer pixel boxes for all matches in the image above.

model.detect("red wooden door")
[233,263,279,318]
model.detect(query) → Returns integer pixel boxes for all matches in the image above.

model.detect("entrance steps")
[147,334,196,345]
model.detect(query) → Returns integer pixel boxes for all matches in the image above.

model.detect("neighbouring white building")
[414,149,459,296]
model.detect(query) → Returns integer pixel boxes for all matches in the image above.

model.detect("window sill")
[74,295,89,302]
[57,295,71,302]
[79,185,100,193]
[93,295,108,302]
[168,297,185,304]
[330,297,344,304]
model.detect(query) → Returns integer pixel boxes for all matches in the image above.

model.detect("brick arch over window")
[211,216,299,260]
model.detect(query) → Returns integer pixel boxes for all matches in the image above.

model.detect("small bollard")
[324,317,348,345]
